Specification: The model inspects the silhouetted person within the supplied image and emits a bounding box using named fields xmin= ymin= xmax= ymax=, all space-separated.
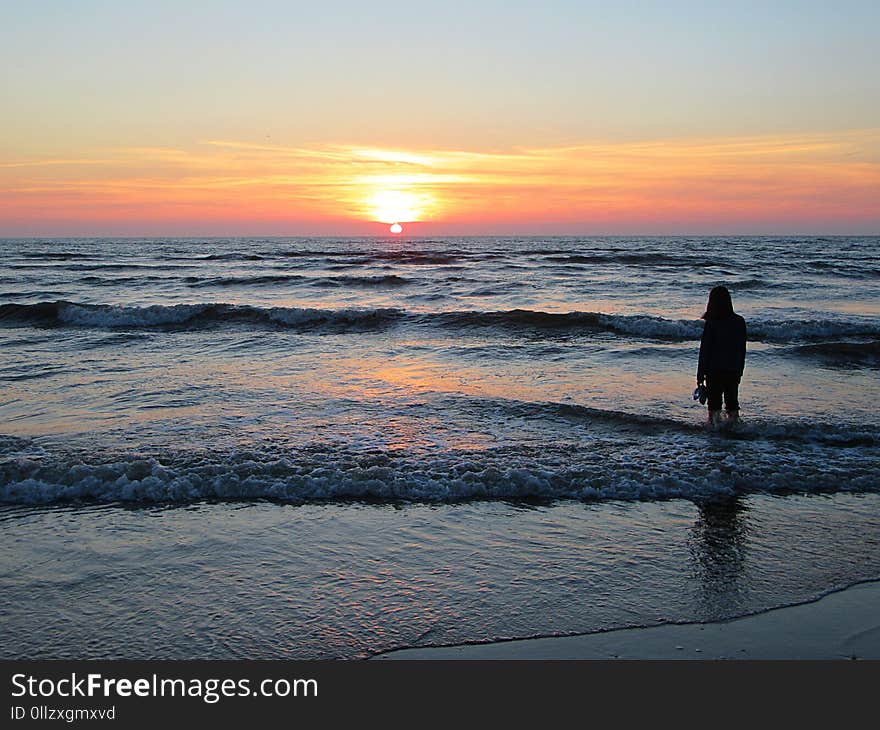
xmin=697 ymin=286 xmax=746 ymax=426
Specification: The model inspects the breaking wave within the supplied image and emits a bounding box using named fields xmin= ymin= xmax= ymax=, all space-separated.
xmin=2 ymin=300 xmax=879 ymax=343
xmin=1 ymin=422 xmax=876 ymax=505
xmin=0 ymin=301 xmax=403 ymax=331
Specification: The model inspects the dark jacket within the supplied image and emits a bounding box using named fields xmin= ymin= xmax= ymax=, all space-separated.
xmin=697 ymin=313 xmax=747 ymax=381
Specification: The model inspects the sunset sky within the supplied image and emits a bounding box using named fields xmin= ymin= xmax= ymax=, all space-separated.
xmin=2 ymin=0 xmax=879 ymax=235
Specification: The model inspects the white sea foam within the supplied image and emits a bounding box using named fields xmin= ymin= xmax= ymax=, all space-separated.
xmin=58 ymin=302 xmax=212 ymax=327
xmin=595 ymin=313 xmax=703 ymax=339
xmin=2 ymin=430 xmax=876 ymax=505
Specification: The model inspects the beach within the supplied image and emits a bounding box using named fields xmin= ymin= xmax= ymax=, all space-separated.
xmin=375 ymin=579 xmax=880 ymax=659
xmin=1 ymin=236 xmax=878 ymax=659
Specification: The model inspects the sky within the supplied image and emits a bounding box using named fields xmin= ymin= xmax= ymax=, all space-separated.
xmin=1 ymin=0 xmax=878 ymax=236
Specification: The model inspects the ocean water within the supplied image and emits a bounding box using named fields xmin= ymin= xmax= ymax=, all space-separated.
xmin=1 ymin=235 xmax=879 ymax=658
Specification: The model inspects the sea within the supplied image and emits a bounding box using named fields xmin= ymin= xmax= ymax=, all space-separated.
xmin=1 ymin=235 xmax=878 ymax=658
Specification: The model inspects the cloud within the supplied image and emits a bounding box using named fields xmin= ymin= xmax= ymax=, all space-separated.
xmin=1 ymin=130 xmax=878 ymax=233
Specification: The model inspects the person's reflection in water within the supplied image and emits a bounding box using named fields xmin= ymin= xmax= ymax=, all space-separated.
xmin=688 ymin=496 xmax=749 ymax=620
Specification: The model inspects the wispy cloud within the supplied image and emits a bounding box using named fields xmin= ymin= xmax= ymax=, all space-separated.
xmin=2 ymin=131 xmax=879 ymax=232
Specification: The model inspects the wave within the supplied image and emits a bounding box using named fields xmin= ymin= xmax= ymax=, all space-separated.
xmin=2 ymin=300 xmax=878 ymax=343
xmin=1 ymin=426 xmax=876 ymax=505
xmin=79 ymin=275 xmax=166 ymax=286
xmin=201 ymin=253 xmax=265 ymax=261
xmin=185 ymin=274 xmax=307 ymax=287
xmin=367 ymin=251 xmax=460 ymax=265
xmin=542 ymin=253 xmax=721 ymax=267
xmin=0 ymin=301 xmax=403 ymax=331
xmin=18 ymin=252 xmax=90 ymax=260
xmin=277 ymin=250 xmax=355 ymax=258
xmin=273 ymin=249 xmax=460 ymax=265
xmin=806 ymin=260 xmax=880 ymax=279
xmin=747 ymin=319 xmax=880 ymax=342
xmin=447 ymin=396 xmax=880 ymax=447
xmin=460 ymin=285 xmax=524 ymax=297
xmin=185 ymin=273 xmax=412 ymax=288
xmin=432 ymin=310 xmax=880 ymax=343
xmin=31 ymin=252 xmax=263 ymax=264
xmin=789 ymin=340 xmax=880 ymax=367
xmin=712 ymin=278 xmax=776 ymax=291
xmin=124 ymin=246 xmax=743 ymax=269
xmin=61 ymin=263 xmax=196 ymax=271
xmin=309 ymin=274 xmax=412 ymax=288
xmin=0 ymin=291 xmax=73 ymax=300
xmin=429 ymin=309 xmax=700 ymax=338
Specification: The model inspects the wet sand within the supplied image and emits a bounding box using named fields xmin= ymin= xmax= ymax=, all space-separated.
xmin=375 ymin=579 xmax=880 ymax=660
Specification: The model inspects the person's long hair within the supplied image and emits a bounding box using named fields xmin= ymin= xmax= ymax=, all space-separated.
xmin=702 ymin=285 xmax=734 ymax=320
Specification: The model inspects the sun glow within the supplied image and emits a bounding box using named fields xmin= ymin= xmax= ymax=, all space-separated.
xmin=3 ymin=133 xmax=879 ymax=235
xmin=365 ymin=189 xmax=426 ymax=224
xmin=389 ymin=223 xmax=403 ymax=234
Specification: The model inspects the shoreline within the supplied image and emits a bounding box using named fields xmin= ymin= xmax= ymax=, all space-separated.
xmin=373 ymin=579 xmax=880 ymax=660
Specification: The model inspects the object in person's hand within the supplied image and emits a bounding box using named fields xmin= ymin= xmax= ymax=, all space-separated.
xmin=693 ymin=384 xmax=708 ymax=405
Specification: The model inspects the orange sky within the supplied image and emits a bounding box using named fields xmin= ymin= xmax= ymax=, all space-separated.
xmin=3 ymin=3 xmax=880 ymax=235
xmin=2 ymin=130 xmax=879 ymax=235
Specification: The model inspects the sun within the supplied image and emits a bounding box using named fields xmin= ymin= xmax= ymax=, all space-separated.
xmin=389 ymin=223 xmax=403 ymax=234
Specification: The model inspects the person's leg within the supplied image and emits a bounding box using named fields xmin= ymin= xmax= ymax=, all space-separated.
xmin=724 ymin=375 xmax=740 ymax=420
xmin=705 ymin=375 xmax=723 ymax=425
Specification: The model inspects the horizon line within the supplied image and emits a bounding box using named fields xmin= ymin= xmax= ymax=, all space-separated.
xmin=1 ymin=232 xmax=878 ymax=240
